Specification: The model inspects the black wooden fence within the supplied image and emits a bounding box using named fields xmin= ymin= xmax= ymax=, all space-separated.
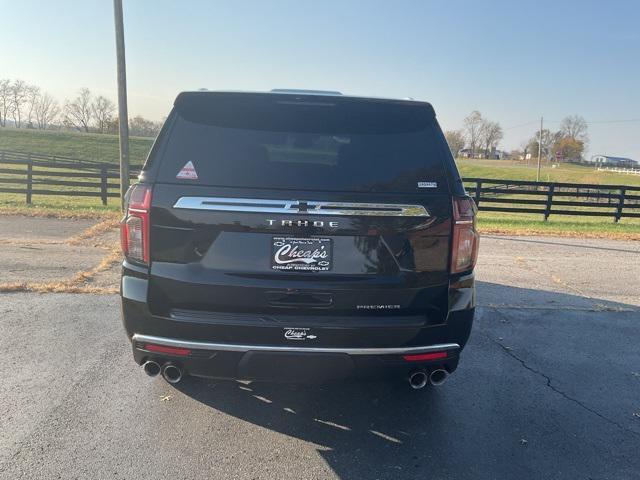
xmin=464 ymin=178 xmax=640 ymax=222
xmin=0 ymin=150 xmax=140 ymax=206
xmin=1 ymin=150 xmax=639 ymax=220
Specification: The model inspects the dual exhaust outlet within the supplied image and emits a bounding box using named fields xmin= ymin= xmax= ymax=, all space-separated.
xmin=409 ymin=369 xmax=448 ymax=389
xmin=143 ymin=360 xmax=183 ymax=384
xmin=143 ymin=360 xmax=447 ymax=388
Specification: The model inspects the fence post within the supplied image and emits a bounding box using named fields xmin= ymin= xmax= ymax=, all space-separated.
xmin=26 ymin=156 xmax=33 ymax=204
xmin=474 ymin=180 xmax=482 ymax=207
xmin=100 ymin=166 xmax=108 ymax=206
xmin=615 ymin=188 xmax=626 ymax=223
xmin=544 ymin=184 xmax=555 ymax=221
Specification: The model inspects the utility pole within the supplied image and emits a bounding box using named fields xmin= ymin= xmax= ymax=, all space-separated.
xmin=113 ymin=0 xmax=130 ymax=211
xmin=536 ymin=116 xmax=543 ymax=182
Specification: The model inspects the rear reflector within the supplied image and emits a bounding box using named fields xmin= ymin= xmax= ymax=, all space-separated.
xmin=145 ymin=344 xmax=191 ymax=356
xmin=403 ymin=351 xmax=448 ymax=362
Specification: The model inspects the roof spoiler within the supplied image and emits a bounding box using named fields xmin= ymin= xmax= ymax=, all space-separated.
xmin=270 ymin=89 xmax=343 ymax=96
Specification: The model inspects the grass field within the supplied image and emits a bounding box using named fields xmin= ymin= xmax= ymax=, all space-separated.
xmin=477 ymin=212 xmax=640 ymax=238
xmin=0 ymin=128 xmax=153 ymax=166
xmin=456 ymin=158 xmax=640 ymax=186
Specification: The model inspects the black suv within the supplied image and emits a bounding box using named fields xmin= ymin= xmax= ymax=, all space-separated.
xmin=120 ymin=90 xmax=478 ymax=389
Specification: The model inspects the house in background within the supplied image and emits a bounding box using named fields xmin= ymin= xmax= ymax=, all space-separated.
xmin=587 ymin=155 xmax=640 ymax=168
xmin=489 ymin=149 xmax=509 ymax=160
xmin=457 ymin=148 xmax=509 ymax=160
xmin=458 ymin=148 xmax=474 ymax=158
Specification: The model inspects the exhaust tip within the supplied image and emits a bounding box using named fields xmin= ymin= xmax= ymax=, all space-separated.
xmin=162 ymin=363 xmax=183 ymax=384
xmin=409 ymin=371 xmax=428 ymax=390
xmin=429 ymin=369 xmax=449 ymax=386
xmin=142 ymin=360 xmax=161 ymax=377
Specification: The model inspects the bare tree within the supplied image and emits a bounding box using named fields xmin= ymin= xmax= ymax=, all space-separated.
xmin=444 ymin=130 xmax=465 ymax=159
xmin=560 ymin=115 xmax=589 ymax=145
xmin=129 ymin=115 xmax=162 ymax=137
xmin=463 ymin=111 xmax=483 ymax=158
xmin=0 ymin=79 xmax=10 ymax=127
xmin=479 ymin=120 xmax=503 ymax=158
xmin=92 ymin=96 xmax=115 ymax=133
xmin=9 ymin=79 xmax=28 ymax=128
xmin=528 ymin=129 xmax=560 ymax=161
xmin=24 ymin=85 xmax=41 ymax=128
xmin=63 ymin=88 xmax=93 ymax=132
xmin=104 ymin=116 xmax=119 ymax=134
xmin=34 ymin=92 xmax=60 ymax=130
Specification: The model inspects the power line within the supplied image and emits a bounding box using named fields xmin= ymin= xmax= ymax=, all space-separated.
xmin=584 ymin=118 xmax=640 ymax=124
xmin=559 ymin=118 xmax=640 ymax=124
xmin=503 ymin=120 xmax=539 ymax=130
xmin=517 ymin=118 xmax=640 ymax=126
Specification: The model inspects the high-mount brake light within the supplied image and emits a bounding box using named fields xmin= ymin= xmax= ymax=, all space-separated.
xmin=450 ymin=197 xmax=479 ymax=274
xmin=120 ymin=184 xmax=152 ymax=264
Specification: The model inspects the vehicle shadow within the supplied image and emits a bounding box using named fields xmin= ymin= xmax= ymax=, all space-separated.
xmin=176 ymin=376 xmax=450 ymax=479
xmin=172 ymin=282 xmax=640 ymax=480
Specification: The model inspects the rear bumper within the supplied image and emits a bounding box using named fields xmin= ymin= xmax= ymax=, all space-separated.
xmin=132 ymin=334 xmax=462 ymax=381
xmin=121 ymin=266 xmax=475 ymax=381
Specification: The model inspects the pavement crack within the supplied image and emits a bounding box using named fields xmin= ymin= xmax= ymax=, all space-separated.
xmin=512 ymin=257 xmax=605 ymax=310
xmin=481 ymin=309 xmax=639 ymax=438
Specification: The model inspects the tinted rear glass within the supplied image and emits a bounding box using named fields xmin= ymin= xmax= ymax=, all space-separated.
xmin=156 ymin=94 xmax=449 ymax=193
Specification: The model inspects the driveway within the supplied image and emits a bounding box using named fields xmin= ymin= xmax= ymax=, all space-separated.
xmin=0 ymin=231 xmax=638 ymax=479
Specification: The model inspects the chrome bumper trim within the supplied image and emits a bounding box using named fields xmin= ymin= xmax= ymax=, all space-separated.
xmin=132 ymin=334 xmax=459 ymax=356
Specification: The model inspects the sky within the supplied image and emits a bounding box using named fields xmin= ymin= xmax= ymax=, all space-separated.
xmin=1 ymin=0 xmax=639 ymax=159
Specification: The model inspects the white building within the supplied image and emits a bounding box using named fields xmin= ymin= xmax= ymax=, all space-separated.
xmin=588 ymin=155 xmax=640 ymax=168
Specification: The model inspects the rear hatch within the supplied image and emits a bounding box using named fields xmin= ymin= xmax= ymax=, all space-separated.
xmin=144 ymin=92 xmax=454 ymax=344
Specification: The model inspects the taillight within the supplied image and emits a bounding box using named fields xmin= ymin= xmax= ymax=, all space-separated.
xmin=450 ymin=197 xmax=479 ymax=274
xmin=120 ymin=184 xmax=152 ymax=264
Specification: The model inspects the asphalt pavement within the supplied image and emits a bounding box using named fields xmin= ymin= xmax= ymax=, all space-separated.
xmin=0 ymin=233 xmax=639 ymax=479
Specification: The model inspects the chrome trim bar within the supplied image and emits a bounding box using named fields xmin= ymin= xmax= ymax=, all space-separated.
xmin=173 ymin=197 xmax=429 ymax=217
xmin=133 ymin=334 xmax=458 ymax=356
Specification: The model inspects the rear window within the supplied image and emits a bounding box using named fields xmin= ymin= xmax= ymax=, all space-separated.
xmin=155 ymin=94 xmax=449 ymax=193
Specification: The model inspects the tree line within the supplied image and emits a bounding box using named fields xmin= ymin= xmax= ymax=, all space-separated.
xmin=0 ymin=79 xmax=162 ymax=137
xmin=444 ymin=111 xmax=504 ymax=159
xmin=521 ymin=115 xmax=589 ymax=163
xmin=445 ymin=111 xmax=589 ymax=162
